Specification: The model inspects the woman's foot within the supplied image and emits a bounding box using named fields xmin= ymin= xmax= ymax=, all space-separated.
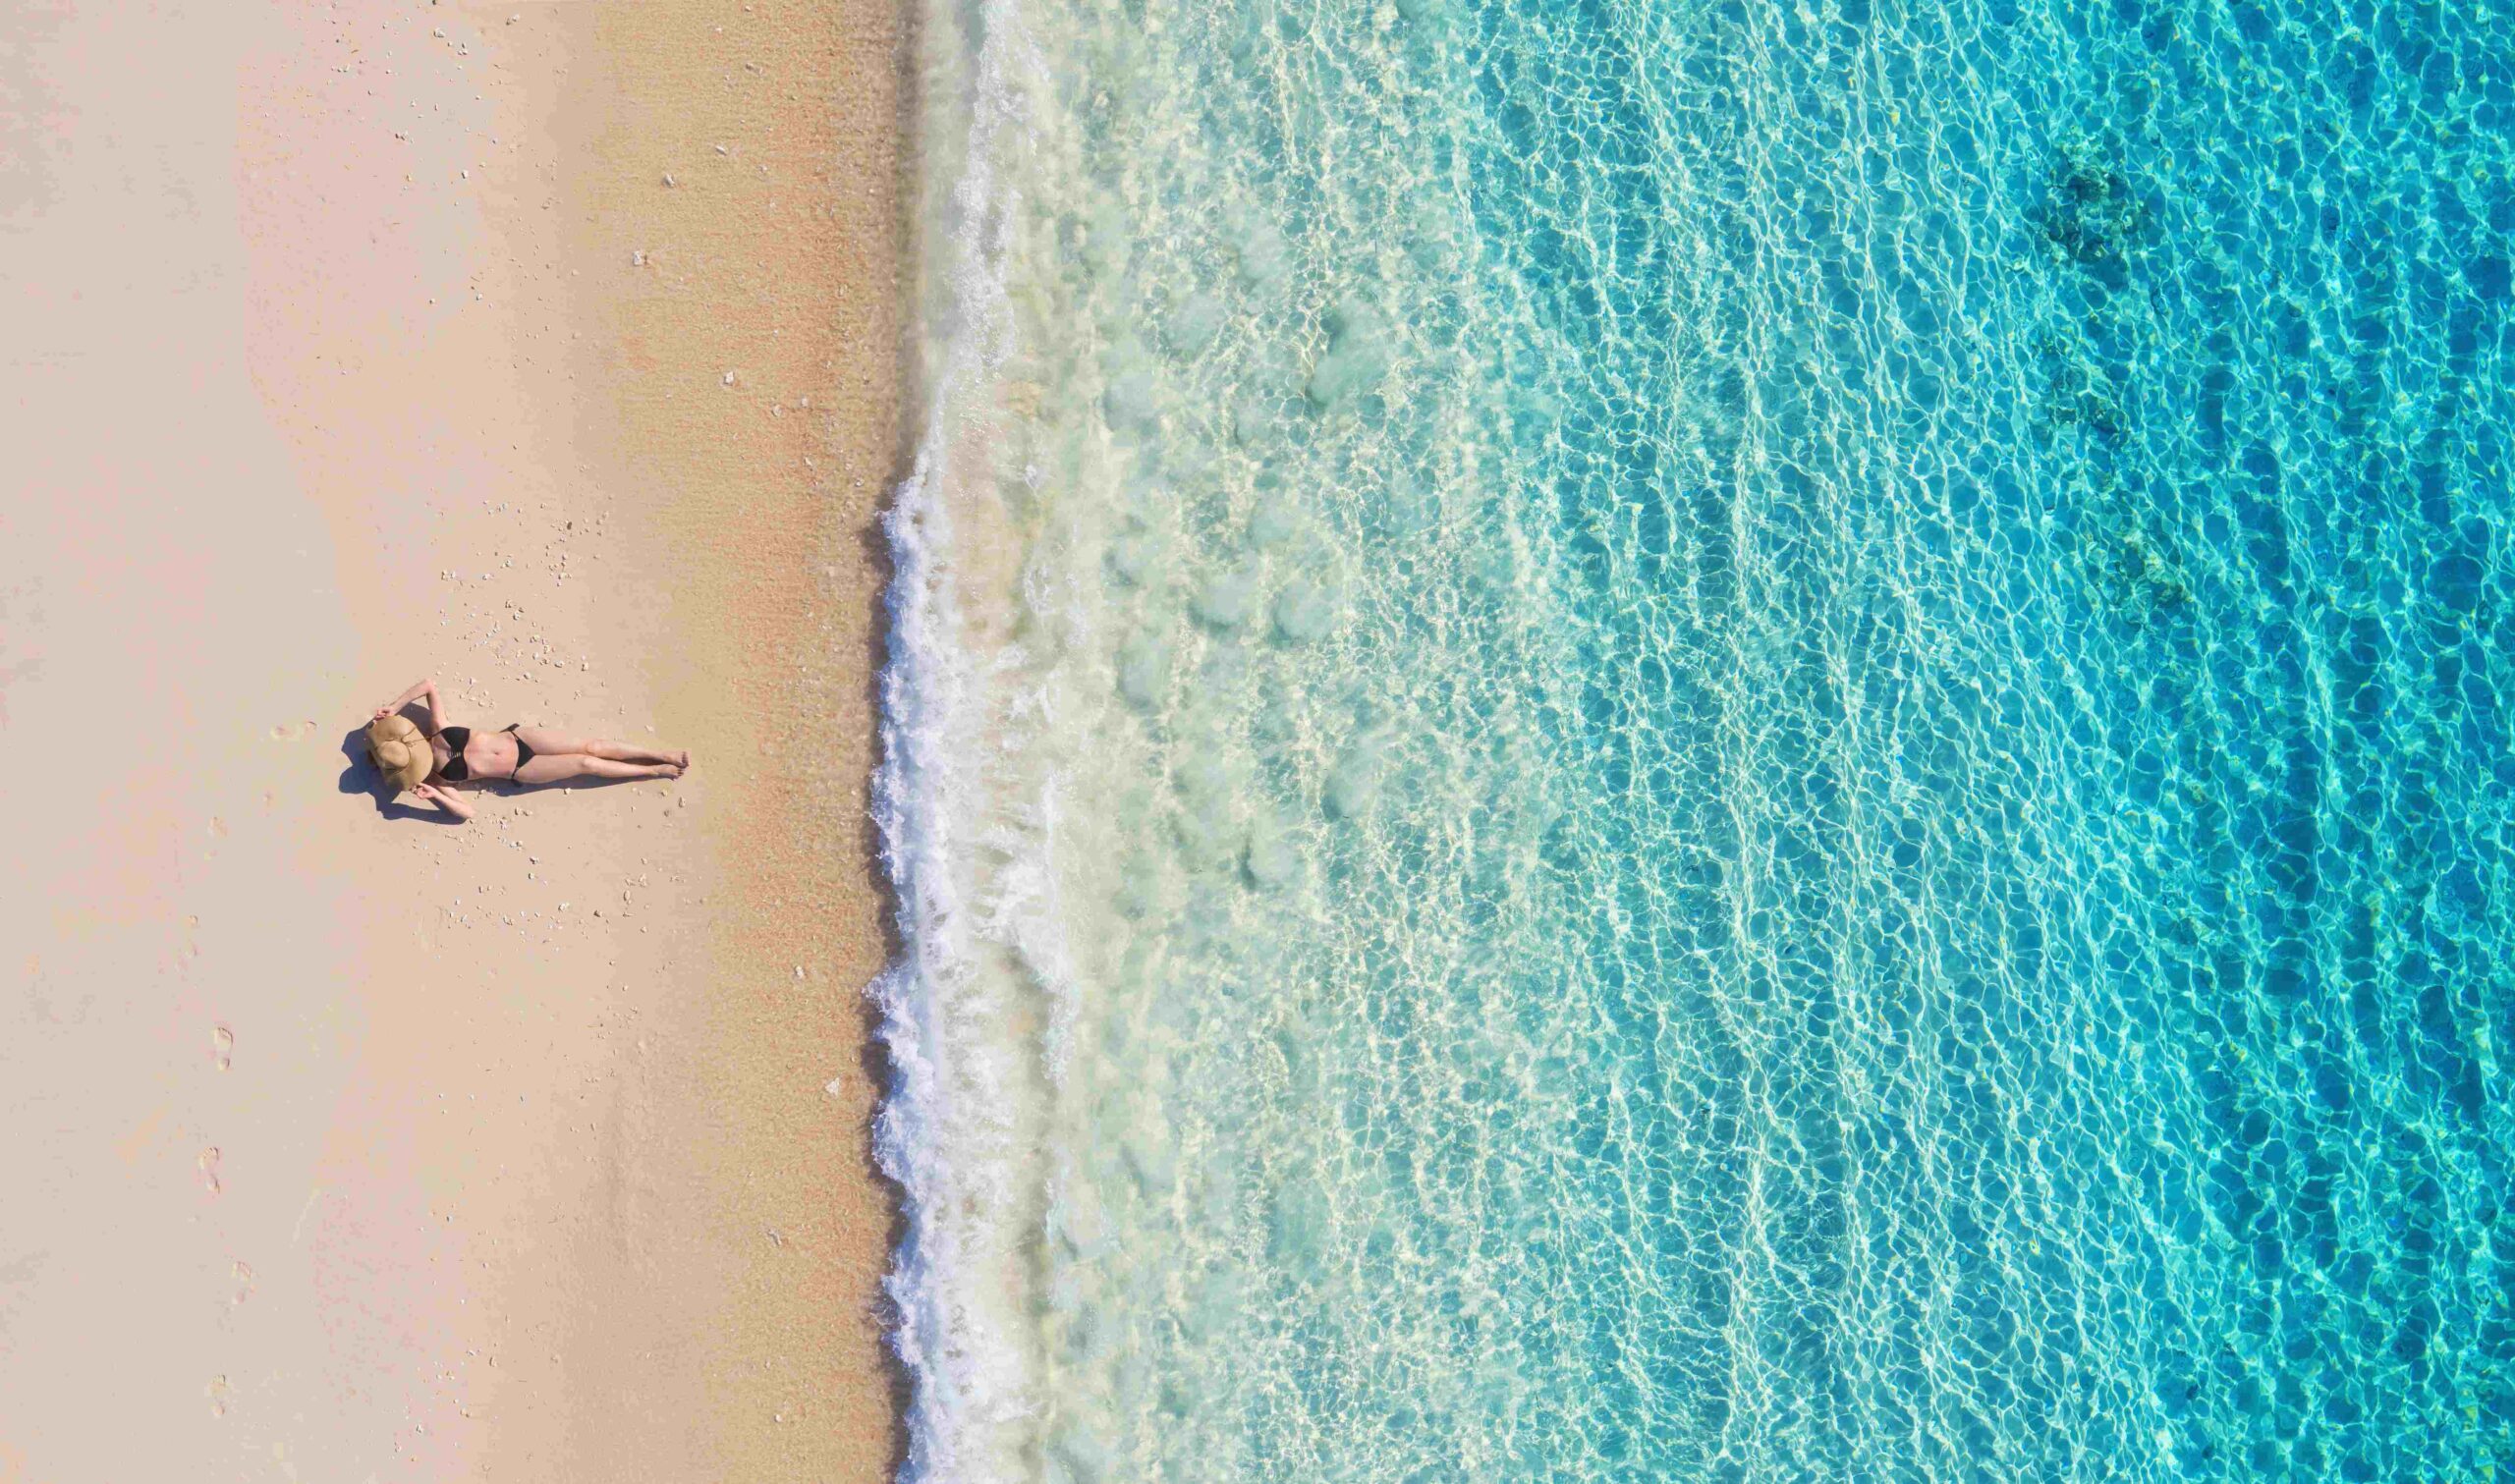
xmin=674 ymin=749 xmax=693 ymax=770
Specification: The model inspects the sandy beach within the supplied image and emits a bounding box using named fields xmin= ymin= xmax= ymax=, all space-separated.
xmin=1 ymin=3 xmax=904 ymax=1480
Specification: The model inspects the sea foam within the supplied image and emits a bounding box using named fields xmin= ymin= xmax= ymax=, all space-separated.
xmin=866 ymin=1 xmax=1052 ymax=1479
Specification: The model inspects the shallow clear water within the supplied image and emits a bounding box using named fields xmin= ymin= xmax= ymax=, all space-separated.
xmin=871 ymin=0 xmax=2515 ymax=1479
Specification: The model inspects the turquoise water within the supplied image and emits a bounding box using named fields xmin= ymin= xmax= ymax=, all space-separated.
xmin=870 ymin=1 xmax=2515 ymax=1479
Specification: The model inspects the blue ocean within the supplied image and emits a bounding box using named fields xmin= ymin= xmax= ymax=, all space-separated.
xmin=869 ymin=0 xmax=2515 ymax=1478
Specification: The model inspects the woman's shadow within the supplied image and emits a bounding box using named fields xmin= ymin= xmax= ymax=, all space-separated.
xmin=336 ymin=726 xmax=464 ymax=824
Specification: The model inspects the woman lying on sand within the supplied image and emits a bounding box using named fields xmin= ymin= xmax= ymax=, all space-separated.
xmin=365 ymin=677 xmax=688 ymax=822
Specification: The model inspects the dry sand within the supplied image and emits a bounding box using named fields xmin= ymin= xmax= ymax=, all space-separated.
xmin=0 ymin=2 xmax=905 ymax=1480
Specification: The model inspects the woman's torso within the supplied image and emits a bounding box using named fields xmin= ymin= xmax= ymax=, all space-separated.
xmin=433 ymin=726 xmax=518 ymax=783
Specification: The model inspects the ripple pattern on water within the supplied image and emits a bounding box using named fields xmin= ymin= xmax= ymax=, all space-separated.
xmin=874 ymin=1 xmax=2515 ymax=1480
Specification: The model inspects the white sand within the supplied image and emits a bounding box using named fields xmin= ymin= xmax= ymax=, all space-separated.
xmin=0 ymin=3 xmax=903 ymax=1479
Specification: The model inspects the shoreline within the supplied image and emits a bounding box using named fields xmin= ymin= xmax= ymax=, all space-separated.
xmin=0 ymin=2 xmax=909 ymax=1479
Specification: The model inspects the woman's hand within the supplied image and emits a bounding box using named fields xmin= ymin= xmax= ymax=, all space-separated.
xmin=380 ymin=678 xmax=436 ymax=719
xmin=376 ymin=679 xmax=445 ymax=736
xmin=410 ymin=781 xmax=475 ymax=822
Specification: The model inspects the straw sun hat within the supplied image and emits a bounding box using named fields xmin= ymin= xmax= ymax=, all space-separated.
xmin=366 ymin=714 xmax=434 ymax=793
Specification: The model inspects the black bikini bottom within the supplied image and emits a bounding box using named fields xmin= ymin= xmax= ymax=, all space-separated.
xmin=438 ymin=724 xmax=532 ymax=781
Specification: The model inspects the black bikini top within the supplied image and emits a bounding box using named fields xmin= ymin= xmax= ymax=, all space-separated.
xmin=437 ymin=726 xmax=474 ymax=782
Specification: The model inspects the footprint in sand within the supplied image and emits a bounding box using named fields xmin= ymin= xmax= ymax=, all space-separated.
xmin=266 ymin=719 xmax=318 ymax=742
xmin=198 ymin=1147 xmax=222 ymax=1197
xmin=231 ymin=1260 xmax=254 ymax=1306
xmin=212 ymin=1025 xmax=234 ymax=1072
xmin=206 ymin=1374 xmax=231 ymax=1418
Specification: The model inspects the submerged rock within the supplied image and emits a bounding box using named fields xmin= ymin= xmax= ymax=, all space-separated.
xmin=1192 ymin=567 xmax=1261 ymax=630
xmin=1306 ymin=301 xmax=1391 ymax=409
xmin=1163 ymin=293 xmax=1226 ymax=357
xmin=1236 ymin=218 xmax=1289 ymax=286
xmin=1116 ymin=632 xmax=1172 ymax=708
xmin=1103 ymin=369 xmax=1158 ymax=431
xmin=2038 ymin=134 xmax=2149 ymax=268
xmin=1271 ymin=577 xmax=1336 ymax=642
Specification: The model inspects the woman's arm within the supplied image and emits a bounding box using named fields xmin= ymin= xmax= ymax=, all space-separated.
xmin=409 ymin=781 xmax=475 ymax=822
xmin=374 ymin=678 xmax=445 ymax=735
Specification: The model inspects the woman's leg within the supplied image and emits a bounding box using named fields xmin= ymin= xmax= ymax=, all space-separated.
xmin=513 ymin=753 xmax=680 ymax=787
xmin=511 ymin=727 xmax=688 ymax=767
